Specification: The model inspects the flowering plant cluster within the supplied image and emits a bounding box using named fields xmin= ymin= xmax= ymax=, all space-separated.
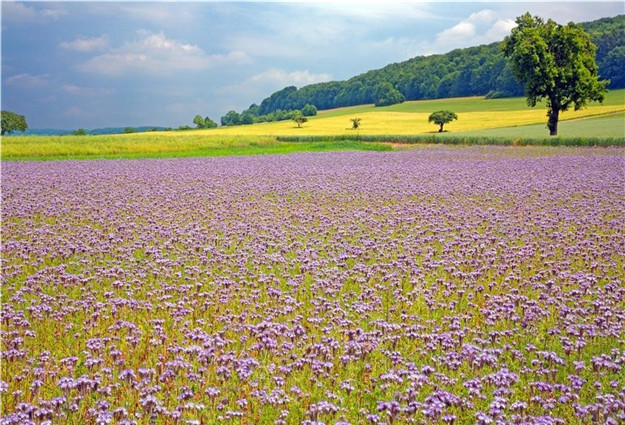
xmin=1 ymin=147 xmax=624 ymax=424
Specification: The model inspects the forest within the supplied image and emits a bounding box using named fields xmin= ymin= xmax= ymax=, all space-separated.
xmin=222 ymin=15 xmax=624 ymax=124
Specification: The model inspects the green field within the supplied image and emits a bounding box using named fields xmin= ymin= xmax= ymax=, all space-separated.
xmin=2 ymin=90 xmax=623 ymax=160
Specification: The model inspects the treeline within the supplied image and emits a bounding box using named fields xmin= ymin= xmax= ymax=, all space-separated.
xmin=223 ymin=15 xmax=623 ymax=120
xmin=220 ymin=104 xmax=317 ymax=126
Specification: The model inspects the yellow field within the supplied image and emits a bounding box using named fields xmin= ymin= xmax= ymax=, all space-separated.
xmin=155 ymin=93 xmax=623 ymax=138
xmin=2 ymin=91 xmax=623 ymax=160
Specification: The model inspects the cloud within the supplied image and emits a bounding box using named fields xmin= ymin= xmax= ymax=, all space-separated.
xmin=218 ymin=68 xmax=332 ymax=112
xmin=434 ymin=9 xmax=517 ymax=52
xmin=60 ymin=36 xmax=109 ymax=52
xmin=250 ymin=69 xmax=332 ymax=86
xmin=78 ymin=32 xmax=251 ymax=76
xmin=118 ymin=3 xmax=199 ymax=26
xmin=61 ymin=85 xmax=115 ymax=96
xmin=436 ymin=21 xmax=477 ymax=44
xmin=485 ymin=19 xmax=517 ymax=41
xmin=5 ymin=73 xmax=49 ymax=88
xmin=2 ymin=2 xmax=66 ymax=23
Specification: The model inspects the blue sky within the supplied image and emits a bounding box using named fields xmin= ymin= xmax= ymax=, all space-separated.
xmin=2 ymin=1 xmax=623 ymax=129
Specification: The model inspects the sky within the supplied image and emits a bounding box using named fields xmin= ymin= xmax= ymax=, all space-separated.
xmin=2 ymin=1 xmax=623 ymax=130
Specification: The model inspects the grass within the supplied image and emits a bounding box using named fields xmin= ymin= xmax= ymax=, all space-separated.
xmin=1 ymin=137 xmax=391 ymax=161
xmin=2 ymin=90 xmax=623 ymax=160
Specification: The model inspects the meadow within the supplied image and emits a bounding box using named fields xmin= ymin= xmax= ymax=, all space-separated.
xmin=2 ymin=90 xmax=623 ymax=161
xmin=2 ymin=146 xmax=624 ymax=424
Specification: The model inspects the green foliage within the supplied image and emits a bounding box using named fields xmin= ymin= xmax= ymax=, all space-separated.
xmin=428 ymin=110 xmax=458 ymax=132
xmin=374 ymin=82 xmax=405 ymax=107
xmin=193 ymin=115 xmax=206 ymax=129
xmin=301 ymin=104 xmax=318 ymax=116
xmin=204 ymin=117 xmax=218 ymax=129
xmin=291 ymin=111 xmax=308 ymax=128
xmin=124 ymin=127 xmax=135 ymax=134
xmin=581 ymin=15 xmax=625 ymax=88
xmin=73 ymin=128 xmax=88 ymax=136
xmin=1 ymin=110 xmax=28 ymax=135
xmin=221 ymin=110 xmax=241 ymax=126
xmin=238 ymin=16 xmax=623 ymax=117
xmin=503 ymin=13 xmax=608 ymax=136
xmin=350 ymin=118 xmax=362 ymax=130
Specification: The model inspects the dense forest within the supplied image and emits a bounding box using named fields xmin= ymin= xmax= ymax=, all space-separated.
xmin=222 ymin=15 xmax=624 ymax=124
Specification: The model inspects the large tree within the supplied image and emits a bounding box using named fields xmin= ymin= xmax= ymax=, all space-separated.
xmin=503 ymin=13 xmax=608 ymax=136
xmin=1 ymin=111 xmax=28 ymax=135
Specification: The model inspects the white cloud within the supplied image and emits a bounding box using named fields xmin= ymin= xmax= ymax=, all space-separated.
xmin=434 ymin=9 xmax=517 ymax=52
xmin=60 ymin=36 xmax=109 ymax=52
xmin=250 ymin=68 xmax=332 ymax=86
xmin=2 ymin=2 xmax=66 ymax=23
xmin=218 ymin=68 xmax=332 ymax=112
xmin=436 ymin=21 xmax=476 ymax=45
xmin=5 ymin=73 xmax=49 ymax=88
xmin=466 ymin=9 xmax=498 ymax=26
xmin=61 ymin=85 xmax=115 ymax=96
xmin=485 ymin=19 xmax=517 ymax=40
xmin=119 ymin=3 xmax=199 ymax=26
xmin=78 ymin=32 xmax=251 ymax=76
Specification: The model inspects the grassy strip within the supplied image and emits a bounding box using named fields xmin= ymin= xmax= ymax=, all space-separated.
xmin=277 ymin=134 xmax=625 ymax=147
xmin=1 ymin=140 xmax=391 ymax=161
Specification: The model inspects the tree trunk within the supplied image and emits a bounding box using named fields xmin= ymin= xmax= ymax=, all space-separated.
xmin=439 ymin=124 xmax=444 ymax=132
xmin=548 ymin=108 xmax=559 ymax=136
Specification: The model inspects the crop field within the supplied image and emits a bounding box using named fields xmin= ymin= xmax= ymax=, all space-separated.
xmin=2 ymin=90 xmax=623 ymax=161
xmin=2 ymin=146 xmax=624 ymax=424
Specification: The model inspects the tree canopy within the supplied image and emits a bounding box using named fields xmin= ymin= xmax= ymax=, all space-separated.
xmin=428 ymin=110 xmax=458 ymax=132
xmin=1 ymin=111 xmax=28 ymax=135
xmin=503 ymin=13 xmax=608 ymax=135
xmin=291 ymin=111 xmax=308 ymax=128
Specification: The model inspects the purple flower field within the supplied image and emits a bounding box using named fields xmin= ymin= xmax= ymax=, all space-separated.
xmin=1 ymin=147 xmax=624 ymax=425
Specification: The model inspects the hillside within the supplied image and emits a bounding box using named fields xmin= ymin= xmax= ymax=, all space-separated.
xmin=229 ymin=15 xmax=623 ymax=121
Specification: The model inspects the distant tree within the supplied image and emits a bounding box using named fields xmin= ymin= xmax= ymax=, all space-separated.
xmin=124 ymin=127 xmax=135 ymax=134
xmin=350 ymin=118 xmax=361 ymax=130
xmin=503 ymin=13 xmax=608 ymax=135
xmin=73 ymin=128 xmax=87 ymax=136
xmin=240 ymin=112 xmax=255 ymax=125
xmin=1 ymin=110 xmax=28 ymax=135
xmin=178 ymin=125 xmax=192 ymax=131
xmin=428 ymin=110 xmax=458 ymax=132
xmin=602 ymin=46 xmax=625 ymax=88
xmin=291 ymin=111 xmax=308 ymax=128
xmin=243 ymin=103 xmax=261 ymax=116
xmin=301 ymin=104 xmax=318 ymax=116
xmin=373 ymin=82 xmax=405 ymax=107
xmin=221 ymin=110 xmax=241 ymax=126
xmin=193 ymin=115 xmax=206 ymax=129
xmin=204 ymin=116 xmax=218 ymax=129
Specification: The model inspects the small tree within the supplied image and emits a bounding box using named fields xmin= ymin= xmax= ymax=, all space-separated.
xmin=204 ymin=116 xmax=218 ymax=129
xmin=503 ymin=13 xmax=607 ymax=136
xmin=1 ymin=110 xmax=28 ymax=135
xmin=302 ymin=104 xmax=318 ymax=116
xmin=221 ymin=110 xmax=241 ymax=126
xmin=291 ymin=111 xmax=307 ymax=128
xmin=193 ymin=115 xmax=206 ymax=129
xmin=350 ymin=118 xmax=361 ymax=130
xmin=124 ymin=127 xmax=135 ymax=134
xmin=428 ymin=110 xmax=458 ymax=132
xmin=73 ymin=128 xmax=87 ymax=136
